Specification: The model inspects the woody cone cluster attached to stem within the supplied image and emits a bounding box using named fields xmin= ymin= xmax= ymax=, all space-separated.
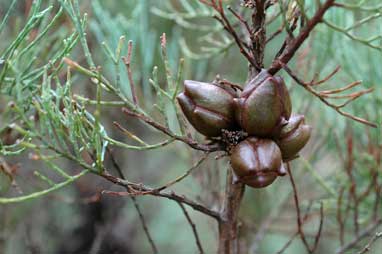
xmin=177 ymin=69 xmax=311 ymax=188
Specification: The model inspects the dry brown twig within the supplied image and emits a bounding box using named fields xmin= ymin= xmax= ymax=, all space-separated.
xmin=268 ymin=0 xmax=337 ymax=74
xmin=122 ymin=40 xmax=139 ymax=106
xmin=102 ymin=153 xmax=209 ymax=196
xmin=199 ymin=0 xmax=261 ymax=71
xmin=266 ymin=22 xmax=285 ymax=43
xmin=227 ymin=6 xmax=252 ymax=37
xmin=281 ymin=64 xmax=376 ymax=127
xmin=276 ymin=203 xmax=313 ymax=254
xmin=178 ymin=202 xmax=205 ymax=254
xmin=286 ymin=163 xmax=324 ymax=254
xmin=107 ymin=148 xmax=158 ymax=254
xmin=121 ymin=108 xmax=224 ymax=152
xmin=334 ymin=128 xmax=381 ymax=252
xmin=101 ymin=171 xmax=221 ymax=220
xmin=336 ymin=186 xmax=346 ymax=246
xmin=357 ymin=231 xmax=382 ymax=254
xmin=336 ymin=219 xmax=382 ymax=253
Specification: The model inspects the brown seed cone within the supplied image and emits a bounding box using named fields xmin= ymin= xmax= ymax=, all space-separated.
xmin=234 ymin=69 xmax=292 ymax=138
xmin=230 ymin=137 xmax=286 ymax=188
xmin=177 ymin=80 xmax=237 ymax=137
xmin=277 ymin=114 xmax=312 ymax=161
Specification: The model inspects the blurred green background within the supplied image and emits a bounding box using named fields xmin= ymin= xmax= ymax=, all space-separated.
xmin=0 ymin=0 xmax=381 ymax=253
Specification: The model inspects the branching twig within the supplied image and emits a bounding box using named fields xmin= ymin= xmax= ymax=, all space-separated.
xmin=312 ymin=204 xmax=325 ymax=252
xmin=227 ymin=6 xmax=252 ymax=38
xmin=336 ymin=219 xmax=382 ymax=253
xmin=103 ymin=153 xmax=209 ymax=195
xmin=357 ymin=231 xmax=382 ymax=254
xmin=310 ymin=66 xmax=341 ymax=86
xmin=281 ymin=64 xmax=377 ymax=127
xmin=286 ymin=163 xmax=324 ymax=254
xmin=121 ymin=107 xmax=223 ymax=152
xmin=101 ymin=172 xmax=221 ymax=220
xmin=268 ymin=0 xmax=337 ymax=74
xmin=276 ymin=203 xmax=313 ymax=254
xmin=107 ymin=149 xmax=158 ymax=254
xmin=199 ymin=0 xmax=261 ymax=71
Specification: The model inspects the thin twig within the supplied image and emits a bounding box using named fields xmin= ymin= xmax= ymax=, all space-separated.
xmin=151 ymin=154 xmax=209 ymax=193
xmin=281 ymin=64 xmax=377 ymax=127
xmin=113 ymin=121 xmax=148 ymax=146
xmin=336 ymin=219 xmax=382 ymax=253
xmin=310 ymin=65 xmax=341 ymax=86
xmin=344 ymin=129 xmax=360 ymax=235
xmin=268 ymin=0 xmax=336 ymax=74
xmin=357 ymin=231 xmax=382 ymax=254
xmin=101 ymin=172 xmax=221 ymax=220
xmin=218 ymin=168 xmax=245 ymax=253
xmin=276 ymin=203 xmax=313 ymax=254
xmin=121 ymin=107 xmax=223 ymax=152
xmin=337 ymin=186 xmax=345 ymax=246
xmin=107 ymin=148 xmax=158 ymax=254
xmin=287 ymin=163 xmax=314 ymax=253
xmin=372 ymin=184 xmax=381 ymax=220
xmin=199 ymin=0 xmax=260 ymax=71
xmin=312 ymin=203 xmax=324 ymax=252
xmin=266 ymin=23 xmax=285 ymax=43
xmin=103 ymin=153 xmax=209 ymax=195
xmin=178 ymin=202 xmax=205 ymax=254
xmin=122 ymin=40 xmax=139 ymax=106
xmin=286 ymin=163 xmax=324 ymax=254
xmin=227 ymin=5 xmax=252 ymax=39
xmin=357 ymin=169 xmax=378 ymax=203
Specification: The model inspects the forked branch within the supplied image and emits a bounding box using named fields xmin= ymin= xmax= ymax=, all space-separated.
xmin=287 ymin=163 xmax=324 ymax=254
xmin=121 ymin=107 xmax=224 ymax=152
xmin=101 ymin=172 xmax=221 ymax=220
xmin=281 ymin=64 xmax=377 ymax=127
xmin=199 ymin=0 xmax=261 ymax=71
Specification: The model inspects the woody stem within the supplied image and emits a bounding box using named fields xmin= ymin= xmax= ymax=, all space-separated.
xmin=218 ymin=169 xmax=245 ymax=254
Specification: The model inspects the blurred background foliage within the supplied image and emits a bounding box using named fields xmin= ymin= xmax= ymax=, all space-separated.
xmin=0 ymin=0 xmax=381 ymax=253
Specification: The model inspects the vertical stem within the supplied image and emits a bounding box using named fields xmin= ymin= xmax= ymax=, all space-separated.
xmin=248 ymin=1 xmax=266 ymax=80
xmin=217 ymin=3 xmax=265 ymax=251
xmin=218 ymin=169 xmax=245 ymax=254
xmin=251 ymin=1 xmax=266 ymax=68
xmin=123 ymin=40 xmax=139 ymax=106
